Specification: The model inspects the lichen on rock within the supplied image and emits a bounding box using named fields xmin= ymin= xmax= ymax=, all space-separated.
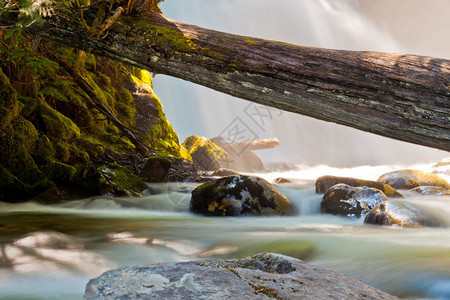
xmin=377 ymin=169 xmax=449 ymax=190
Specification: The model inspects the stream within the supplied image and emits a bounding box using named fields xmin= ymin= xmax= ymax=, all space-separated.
xmin=0 ymin=165 xmax=449 ymax=299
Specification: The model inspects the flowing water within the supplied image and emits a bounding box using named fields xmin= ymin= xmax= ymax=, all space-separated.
xmin=1 ymin=1 xmax=449 ymax=299
xmin=1 ymin=164 xmax=450 ymax=299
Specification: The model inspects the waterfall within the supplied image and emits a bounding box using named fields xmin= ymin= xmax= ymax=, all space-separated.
xmin=153 ymin=0 xmax=449 ymax=166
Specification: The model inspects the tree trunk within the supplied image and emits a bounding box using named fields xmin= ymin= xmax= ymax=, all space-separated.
xmin=28 ymin=12 xmax=450 ymax=151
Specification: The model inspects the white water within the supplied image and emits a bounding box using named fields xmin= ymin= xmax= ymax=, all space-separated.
xmin=1 ymin=162 xmax=450 ymax=299
xmin=153 ymin=0 xmax=450 ymax=166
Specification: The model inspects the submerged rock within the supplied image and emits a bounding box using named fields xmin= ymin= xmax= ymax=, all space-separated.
xmin=377 ymin=169 xmax=449 ymax=190
xmin=84 ymin=253 xmax=397 ymax=300
xmin=190 ymin=175 xmax=297 ymax=216
xmin=320 ymin=184 xmax=387 ymax=219
xmin=139 ymin=156 xmax=172 ymax=182
xmin=410 ymin=186 xmax=450 ymax=195
xmin=364 ymin=200 xmax=442 ymax=228
xmin=316 ymin=175 xmax=402 ymax=197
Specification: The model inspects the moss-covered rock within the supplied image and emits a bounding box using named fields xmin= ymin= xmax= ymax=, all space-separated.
xmin=320 ymin=184 xmax=388 ymax=219
xmin=0 ymin=69 xmax=19 ymax=130
xmin=96 ymin=164 xmax=148 ymax=197
xmin=316 ymin=175 xmax=403 ymax=197
xmin=130 ymin=71 xmax=191 ymax=160
xmin=32 ymin=187 xmax=62 ymax=204
xmin=377 ymin=169 xmax=449 ymax=190
xmin=0 ymin=164 xmax=29 ymax=202
xmin=1 ymin=144 xmax=43 ymax=185
xmin=190 ymin=175 xmax=297 ymax=216
xmin=38 ymin=102 xmax=81 ymax=140
xmin=0 ymin=33 xmax=189 ymax=202
xmin=212 ymin=168 xmax=241 ymax=177
xmin=32 ymin=134 xmax=56 ymax=164
xmin=42 ymin=162 xmax=77 ymax=185
xmin=17 ymin=96 xmax=38 ymax=118
xmin=139 ymin=156 xmax=172 ymax=182
xmin=364 ymin=200 xmax=443 ymax=228
xmin=10 ymin=116 xmax=39 ymax=150
xmin=183 ymin=136 xmax=231 ymax=171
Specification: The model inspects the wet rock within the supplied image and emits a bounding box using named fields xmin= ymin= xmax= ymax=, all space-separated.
xmin=96 ymin=164 xmax=148 ymax=197
xmin=364 ymin=200 xmax=442 ymax=228
xmin=190 ymin=175 xmax=297 ymax=216
xmin=320 ymin=184 xmax=387 ymax=219
xmin=139 ymin=156 xmax=172 ymax=182
xmin=211 ymin=168 xmax=241 ymax=176
xmin=316 ymin=175 xmax=402 ymax=197
xmin=410 ymin=186 xmax=450 ymax=195
xmin=377 ymin=169 xmax=449 ymax=190
xmin=84 ymin=253 xmax=397 ymax=300
xmin=182 ymin=136 xmax=232 ymax=171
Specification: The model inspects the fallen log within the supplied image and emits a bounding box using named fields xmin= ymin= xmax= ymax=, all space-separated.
xmin=13 ymin=5 xmax=450 ymax=151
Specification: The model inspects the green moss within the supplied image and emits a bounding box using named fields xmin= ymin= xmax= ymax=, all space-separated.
xmin=18 ymin=96 xmax=38 ymax=118
xmin=183 ymin=136 xmax=230 ymax=167
xmin=97 ymin=164 xmax=148 ymax=197
xmin=0 ymin=164 xmax=29 ymax=201
xmin=0 ymin=69 xmax=19 ymax=130
xmin=133 ymin=19 xmax=197 ymax=53
xmin=32 ymin=134 xmax=56 ymax=164
xmin=43 ymin=162 xmax=77 ymax=185
xmin=0 ymin=32 xmax=191 ymax=201
xmin=10 ymin=116 xmax=39 ymax=151
xmin=5 ymin=145 xmax=42 ymax=185
xmin=54 ymin=141 xmax=71 ymax=162
xmin=75 ymin=137 xmax=105 ymax=160
xmin=38 ymin=102 xmax=81 ymax=140
xmin=32 ymin=187 xmax=61 ymax=204
xmin=117 ymin=87 xmax=134 ymax=105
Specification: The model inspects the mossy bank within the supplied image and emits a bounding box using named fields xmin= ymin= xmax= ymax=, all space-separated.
xmin=0 ymin=31 xmax=191 ymax=203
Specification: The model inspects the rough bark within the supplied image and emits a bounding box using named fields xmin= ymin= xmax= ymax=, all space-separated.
xmin=21 ymin=11 xmax=450 ymax=151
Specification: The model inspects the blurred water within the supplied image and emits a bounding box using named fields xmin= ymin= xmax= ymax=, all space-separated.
xmin=1 ymin=164 xmax=449 ymax=299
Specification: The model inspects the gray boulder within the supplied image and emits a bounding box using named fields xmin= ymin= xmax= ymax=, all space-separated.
xmin=84 ymin=253 xmax=397 ymax=300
